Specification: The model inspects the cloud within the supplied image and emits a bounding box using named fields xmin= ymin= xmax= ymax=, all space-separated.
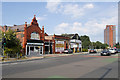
xmin=54 ymin=16 xmax=117 ymax=42
xmin=55 ymin=22 xmax=69 ymax=33
xmin=62 ymin=4 xmax=84 ymax=18
xmin=46 ymin=3 xmax=94 ymax=18
xmin=46 ymin=0 xmax=61 ymax=13
xmin=83 ymin=4 xmax=94 ymax=8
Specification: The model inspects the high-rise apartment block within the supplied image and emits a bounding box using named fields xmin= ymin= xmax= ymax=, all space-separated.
xmin=104 ymin=25 xmax=116 ymax=48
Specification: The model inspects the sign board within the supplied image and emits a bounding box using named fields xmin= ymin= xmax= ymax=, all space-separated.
xmin=55 ymin=41 xmax=64 ymax=52
xmin=70 ymin=39 xmax=81 ymax=43
xmin=27 ymin=43 xmax=44 ymax=45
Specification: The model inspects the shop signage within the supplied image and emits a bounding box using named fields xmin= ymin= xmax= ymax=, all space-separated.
xmin=27 ymin=43 xmax=44 ymax=45
xmin=70 ymin=39 xmax=81 ymax=43
xmin=55 ymin=41 xmax=64 ymax=52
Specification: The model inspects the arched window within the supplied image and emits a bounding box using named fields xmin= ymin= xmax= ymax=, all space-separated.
xmin=31 ymin=32 xmax=40 ymax=40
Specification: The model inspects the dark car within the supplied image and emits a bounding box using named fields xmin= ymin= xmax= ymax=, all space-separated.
xmin=114 ymin=49 xmax=120 ymax=53
xmin=63 ymin=49 xmax=73 ymax=54
xmin=89 ymin=49 xmax=97 ymax=53
xmin=117 ymin=49 xmax=120 ymax=53
xmin=101 ymin=50 xmax=111 ymax=56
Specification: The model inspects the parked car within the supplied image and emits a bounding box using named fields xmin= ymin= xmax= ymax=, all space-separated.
xmin=108 ymin=49 xmax=116 ymax=54
xmin=89 ymin=49 xmax=97 ymax=53
xmin=63 ymin=49 xmax=73 ymax=54
xmin=0 ymin=55 xmax=5 ymax=61
xmin=114 ymin=49 xmax=118 ymax=53
xmin=101 ymin=49 xmax=111 ymax=56
xmin=117 ymin=49 xmax=120 ymax=53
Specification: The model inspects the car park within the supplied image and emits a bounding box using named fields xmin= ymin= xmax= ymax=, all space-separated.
xmin=101 ymin=50 xmax=111 ymax=56
xmin=89 ymin=49 xmax=97 ymax=53
xmin=63 ymin=49 xmax=73 ymax=54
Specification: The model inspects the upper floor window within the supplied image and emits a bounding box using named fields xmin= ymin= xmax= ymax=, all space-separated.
xmin=31 ymin=32 xmax=40 ymax=40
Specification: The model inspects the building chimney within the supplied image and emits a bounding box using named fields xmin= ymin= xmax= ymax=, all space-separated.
xmin=23 ymin=22 xmax=27 ymax=54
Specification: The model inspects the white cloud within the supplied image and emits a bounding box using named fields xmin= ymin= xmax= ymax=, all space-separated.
xmin=55 ymin=22 xmax=69 ymax=33
xmin=54 ymin=16 xmax=117 ymax=42
xmin=46 ymin=0 xmax=61 ymax=13
xmin=46 ymin=3 xmax=94 ymax=18
xmin=83 ymin=4 xmax=94 ymax=8
xmin=61 ymin=3 xmax=94 ymax=18
xmin=62 ymin=4 xmax=84 ymax=18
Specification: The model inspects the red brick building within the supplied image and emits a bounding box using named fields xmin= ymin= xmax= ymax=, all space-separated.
xmin=104 ymin=25 xmax=116 ymax=48
xmin=45 ymin=34 xmax=70 ymax=54
xmin=1 ymin=15 xmax=70 ymax=55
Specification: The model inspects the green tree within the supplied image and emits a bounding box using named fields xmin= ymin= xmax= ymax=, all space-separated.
xmin=101 ymin=43 xmax=109 ymax=49
xmin=2 ymin=29 xmax=22 ymax=57
xmin=80 ymin=35 xmax=91 ymax=49
xmin=91 ymin=41 xmax=108 ymax=49
xmin=114 ymin=42 xmax=120 ymax=49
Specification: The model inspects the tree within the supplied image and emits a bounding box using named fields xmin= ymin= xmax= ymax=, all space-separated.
xmin=114 ymin=42 xmax=120 ymax=48
xmin=91 ymin=41 xmax=108 ymax=49
xmin=101 ymin=43 xmax=109 ymax=49
xmin=2 ymin=29 xmax=22 ymax=57
xmin=80 ymin=35 xmax=91 ymax=49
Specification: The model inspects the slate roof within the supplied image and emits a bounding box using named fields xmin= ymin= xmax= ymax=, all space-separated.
xmin=61 ymin=33 xmax=81 ymax=40
xmin=0 ymin=24 xmax=30 ymax=32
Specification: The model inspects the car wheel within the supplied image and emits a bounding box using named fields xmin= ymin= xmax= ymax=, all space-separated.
xmin=108 ymin=54 xmax=111 ymax=56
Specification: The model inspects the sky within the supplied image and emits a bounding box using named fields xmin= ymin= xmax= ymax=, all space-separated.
xmin=1 ymin=1 xmax=118 ymax=43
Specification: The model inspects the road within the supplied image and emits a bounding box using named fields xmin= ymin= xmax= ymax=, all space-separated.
xmin=2 ymin=53 xmax=119 ymax=79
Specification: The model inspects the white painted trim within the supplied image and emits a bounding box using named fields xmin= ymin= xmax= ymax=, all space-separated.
xmin=26 ymin=45 xmax=27 ymax=55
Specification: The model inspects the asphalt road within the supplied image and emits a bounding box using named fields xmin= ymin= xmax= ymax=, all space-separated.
xmin=2 ymin=53 xmax=119 ymax=79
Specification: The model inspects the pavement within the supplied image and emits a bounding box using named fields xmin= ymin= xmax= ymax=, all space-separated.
xmin=1 ymin=52 xmax=88 ymax=64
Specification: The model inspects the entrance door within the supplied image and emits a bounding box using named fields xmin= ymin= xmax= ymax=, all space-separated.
xmin=39 ymin=46 xmax=43 ymax=55
xmin=50 ymin=44 xmax=52 ymax=54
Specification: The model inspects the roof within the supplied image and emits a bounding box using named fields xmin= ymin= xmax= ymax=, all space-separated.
xmin=0 ymin=24 xmax=30 ymax=32
xmin=61 ymin=33 xmax=81 ymax=40
xmin=10 ymin=24 xmax=30 ymax=31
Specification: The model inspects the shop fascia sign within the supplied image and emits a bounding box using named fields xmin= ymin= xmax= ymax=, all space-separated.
xmin=70 ymin=39 xmax=81 ymax=43
xmin=27 ymin=43 xmax=44 ymax=45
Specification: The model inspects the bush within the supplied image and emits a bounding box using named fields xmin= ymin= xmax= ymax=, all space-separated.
xmin=82 ymin=49 xmax=88 ymax=52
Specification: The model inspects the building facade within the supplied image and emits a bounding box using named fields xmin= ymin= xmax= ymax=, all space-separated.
xmin=104 ymin=25 xmax=116 ymax=48
xmin=1 ymin=15 xmax=78 ymax=55
xmin=45 ymin=34 xmax=70 ymax=54
xmin=61 ymin=34 xmax=82 ymax=53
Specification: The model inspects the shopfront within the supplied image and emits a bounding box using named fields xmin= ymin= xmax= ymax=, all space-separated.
xmin=53 ymin=35 xmax=70 ymax=54
xmin=44 ymin=41 xmax=53 ymax=54
xmin=70 ymin=39 xmax=82 ymax=53
xmin=26 ymin=40 xmax=44 ymax=56
xmin=55 ymin=40 xmax=65 ymax=53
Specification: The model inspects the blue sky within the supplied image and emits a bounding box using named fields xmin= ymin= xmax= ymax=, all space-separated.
xmin=2 ymin=2 xmax=118 ymax=43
